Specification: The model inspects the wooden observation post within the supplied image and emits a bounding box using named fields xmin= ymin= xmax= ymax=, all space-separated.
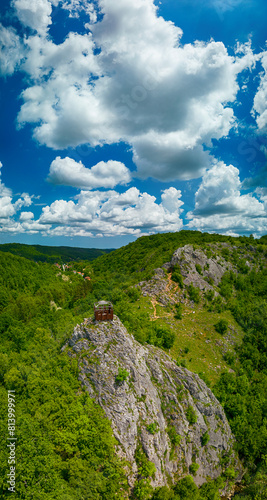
xmin=94 ymin=301 xmax=113 ymax=321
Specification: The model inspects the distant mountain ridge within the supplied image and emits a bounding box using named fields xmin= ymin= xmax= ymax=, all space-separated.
xmin=0 ymin=242 xmax=114 ymax=263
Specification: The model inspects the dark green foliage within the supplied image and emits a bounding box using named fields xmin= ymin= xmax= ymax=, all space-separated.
xmin=174 ymin=476 xmax=199 ymax=499
xmin=151 ymin=486 xmax=175 ymax=499
xmin=195 ymin=264 xmax=202 ymax=275
xmin=0 ymin=243 xmax=112 ymax=263
xmin=92 ymin=230 xmax=252 ymax=286
xmin=188 ymin=283 xmax=200 ymax=304
xmin=171 ymin=265 xmax=184 ymax=288
xmin=186 ymin=405 xmax=197 ymax=424
xmin=0 ymin=251 xmax=128 ymax=499
xmin=0 ymin=232 xmax=266 ymax=499
xmin=174 ymin=303 xmax=183 ymax=319
xmin=149 ymin=324 xmax=175 ymax=349
xmin=214 ymin=265 xmax=267 ymax=475
xmin=214 ymin=319 xmax=228 ymax=335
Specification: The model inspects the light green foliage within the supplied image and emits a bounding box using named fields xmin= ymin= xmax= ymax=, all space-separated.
xmin=201 ymin=431 xmax=210 ymax=446
xmin=133 ymin=478 xmax=153 ymax=500
xmin=224 ymin=467 xmax=236 ymax=479
xmin=189 ymin=462 xmax=200 ymax=475
xmin=146 ymin=422 xmax=159 ymax=434
xmin=186 ymin=405 xmax=198 ymax=425
xmin=135 ymin=445 xmax=156 ymax=479
xmin=115 ymin=367 xmax=129 ymax=383
xmin=167 ymin=426 xmax=181 ymax=446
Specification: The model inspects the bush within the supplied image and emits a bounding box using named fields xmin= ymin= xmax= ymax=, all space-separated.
xmin=147 ymin=422 xmax=159 ymax=434
xmin=186 ymin=405 xmax=197 ymax=424
xmin=214 ymin=319 xmax=228 ymax=335
xmin=189 ymin=462 xmax=199 ymax=476
xmin=224 ymin=467 xmax=236 ymax=479
xmin=152 ymin=324 xmax=175 ymax=349
xmin=188 ymin=283 xmax=200 ymax=304
xmin=172 ymin=270 xmax=184 ymax=289
xmin=201 ymin=431 xmax=210 ymax=446
xmin=174 ymin=303 xmax=182 ymax=320
xmin=167 ymin=426 xmax=181 ymax=446
xmin=174 ymin=476 xmax=199 ymax=499
xmin=195 ymin=264 xmax=202 ymax=275
xmin=115 ymin=367 xmax=129 ymax=383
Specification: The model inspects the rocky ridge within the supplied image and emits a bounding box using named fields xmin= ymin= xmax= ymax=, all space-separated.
xmin=138 ymin=244 xmax=233 ymax=307
xmin=63 ymin=315 xmax=241 ymax=493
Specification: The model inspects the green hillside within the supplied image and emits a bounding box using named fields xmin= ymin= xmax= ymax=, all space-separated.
xmin=92 ymin=229 xmax=264 ymax=283
xmin=0 ymin=243 xmax=114 ymax=263
xmin=0 ymin=230 xmax=266 ymax=499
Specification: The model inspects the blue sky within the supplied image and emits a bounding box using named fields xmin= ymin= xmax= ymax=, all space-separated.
xmin=0 ymin=0 xmax=266 ymax=248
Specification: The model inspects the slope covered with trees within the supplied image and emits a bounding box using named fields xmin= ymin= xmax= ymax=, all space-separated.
xmin=0 ymin=243 xmax=113 ymax=264
xmin=0 ymin=230 xmax=266 ymax=499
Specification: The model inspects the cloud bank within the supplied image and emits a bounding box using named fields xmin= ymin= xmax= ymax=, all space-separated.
xmin=1 ymin=0 xmax=258 ymax=181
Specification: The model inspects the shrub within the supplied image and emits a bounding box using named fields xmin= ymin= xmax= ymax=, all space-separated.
xmin=214 ymin=319 xmax=228 ymax=335
xmin=186 ymin=405 xmax=197 ymax=424
xmin=195 ymin=264 xmax=202 ymax=275
xmin=167 ymin=426 xmax=181 ymax=446
xmin=147 ymin=422 xmax=159 ymax=434
xmin=224 ymin=467 xmax=236 ymax=479
xmin=115 ymin=367 xmax=129 ymax=383
xmin=172 ymin=268 xmax=184 ymax=289
xmin=174 ymin=476 xmax=199 ymax=499
xmin=201 ymin=431 xmax=210 ymax=446
xmin=188 ymin=283 xmax=200 ymax=304
xmin=174 ymin=303 xmax=182 ymax=320
xmin=189 ymin=463 xmax=199 ymax=476
xmin=153 ymin=324 xmax=175 ymax=349
xmin=205 ymin=289 xmax=214 ymax=302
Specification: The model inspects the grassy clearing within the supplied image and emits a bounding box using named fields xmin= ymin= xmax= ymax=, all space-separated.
xmin=129 ymin=293 xmax=244 ymax=387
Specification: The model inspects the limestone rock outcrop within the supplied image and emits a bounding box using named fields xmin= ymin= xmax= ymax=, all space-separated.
xmin=64 ymin=316 xmax=241 ymax=492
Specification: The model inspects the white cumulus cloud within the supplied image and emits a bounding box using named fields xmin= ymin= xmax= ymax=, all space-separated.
xmin=48 ymin=157 xmax=132 ymax=189
xmin=38 ymin=186 xmax=184 ymax=237
xmin=187 ymin=161 xmax=266 ymax=236
xmin=252 ymin=51 xmax=267 ymax=132
xmin=11 ymin=0 xmax=58 ymax=35
xmin=0 ymin=162 xmax=34 ymax=229
xmin=0 ymin=23 xmax=25 ymax=76
xmin=4 ymin=0 xmax=255 ymax=181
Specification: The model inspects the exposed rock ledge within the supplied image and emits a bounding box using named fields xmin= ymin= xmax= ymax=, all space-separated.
xmin=64 ymin=316 xmax=242 ymax=493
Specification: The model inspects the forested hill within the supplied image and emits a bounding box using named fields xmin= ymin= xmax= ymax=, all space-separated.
xmin=0 ymin=230 xmax=266 ymax=499
xmin=0 ymin=242 xmax=113 ymax=263
xmin=91 ymin=229 xmax=266 ymax=279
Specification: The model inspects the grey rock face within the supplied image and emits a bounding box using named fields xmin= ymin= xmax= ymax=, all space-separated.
xmin=138 ymin=268 xmax=180 ymax=305
xmin=65 ymin=316 xmax=241 ymax=490
xmin=171 ymin=244 xmax=232 ymax=289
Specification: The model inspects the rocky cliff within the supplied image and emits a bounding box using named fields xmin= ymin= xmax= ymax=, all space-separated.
xmin=63 ymin=315 xmax=241 ymax=494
